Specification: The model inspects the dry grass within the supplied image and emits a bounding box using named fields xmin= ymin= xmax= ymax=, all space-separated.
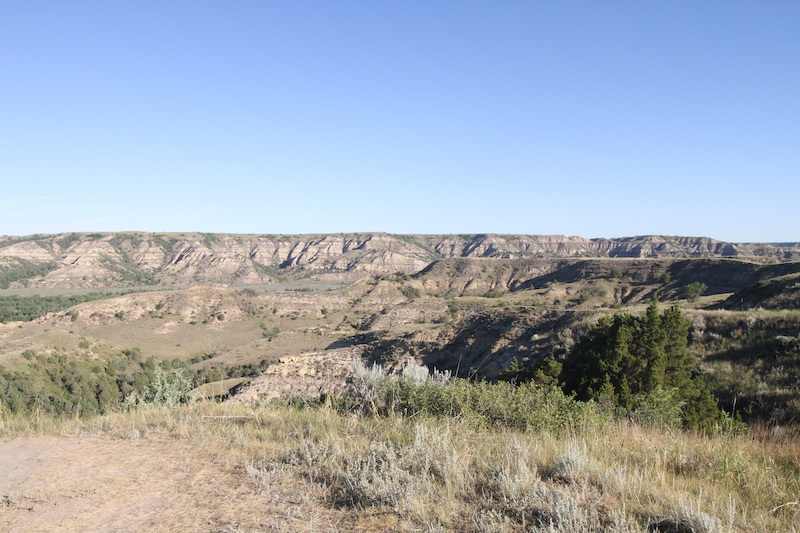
xmin=192 ymin=377 xmax=251 ymax=399
xmin=2 ymin=402 xmax=798 ymax=532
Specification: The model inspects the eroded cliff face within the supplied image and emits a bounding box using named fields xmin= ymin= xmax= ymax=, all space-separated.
xmin=160 ymin=240 xmax=268 ymax=286
xmin=0 ymin=232 xmax=797 ymax=289
xmin=0 ymin=241 xmax=56 ymax=263
xmin=41 ymin=241 xmax=131 ymax=288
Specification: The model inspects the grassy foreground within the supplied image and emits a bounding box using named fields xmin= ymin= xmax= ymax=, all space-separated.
xmin=1 ymin=401 xmax=797 ymax=533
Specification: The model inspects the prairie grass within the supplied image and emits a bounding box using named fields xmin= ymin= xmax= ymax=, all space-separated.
xmin=2 ymin=401 xmax=798 ymax=532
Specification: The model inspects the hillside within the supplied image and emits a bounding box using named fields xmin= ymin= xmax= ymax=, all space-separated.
xmin=1 ymin=232 xmax=798 ymax=290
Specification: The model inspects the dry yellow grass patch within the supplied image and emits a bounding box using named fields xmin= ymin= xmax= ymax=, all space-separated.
xmin=1 ymin=402 xmax=798 ymax=532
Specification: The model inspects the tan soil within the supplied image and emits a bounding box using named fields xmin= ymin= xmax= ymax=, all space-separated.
xmin=0 ymin=435 xmax=334 ymax=533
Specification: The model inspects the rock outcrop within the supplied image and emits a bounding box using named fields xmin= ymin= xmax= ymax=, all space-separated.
xmin=228 ymin=348 xmax=363 ymax=403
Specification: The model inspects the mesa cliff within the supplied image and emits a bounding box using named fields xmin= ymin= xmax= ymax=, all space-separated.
xmin=1 ymin=232 xmax=798 ymax=289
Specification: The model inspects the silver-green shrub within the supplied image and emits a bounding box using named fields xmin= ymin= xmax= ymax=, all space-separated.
xmin=124 ymin=367 xmax=195 ymax=407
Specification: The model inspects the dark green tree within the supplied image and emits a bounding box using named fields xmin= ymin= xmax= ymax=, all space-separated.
xmin=562 ymin=298 xmax=723 ymax=429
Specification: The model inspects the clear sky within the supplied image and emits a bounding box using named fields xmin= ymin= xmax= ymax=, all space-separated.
xmin=1 ymin=2 xmax=798 ymax=242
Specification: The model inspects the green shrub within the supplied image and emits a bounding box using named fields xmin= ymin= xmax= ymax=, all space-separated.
xmin=562 ymin=299 xmax=725 ymax=430
xmin=144 ymin=368 xmax=194 ymax=406
xmin=683 ymin=282 xmax=708 ymax=302
xmin=499 ymin=356 xmax=562 ymax=386
xmin=0 ymin=352 xmax=156 ymax=416
xmin=381 ymin=379 xmax=602 ymax=433
xmin=0 ymin=347 xmax=272 ymax=416
xmin=400 ymin=286 xmax=421 ymax=299
xmin=262 ymin=327 xmax=280 ymax=339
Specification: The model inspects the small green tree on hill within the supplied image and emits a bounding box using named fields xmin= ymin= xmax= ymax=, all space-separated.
xmin=683 ymin=282 xmax=707 ymax=302
xmin=562 ymin=298 xmax=723 ymax=429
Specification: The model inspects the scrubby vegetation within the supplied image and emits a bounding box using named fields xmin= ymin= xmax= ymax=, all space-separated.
xmin=400 ymin=285 xmax=422 ymax=299
xmin=346 ymin=360 xmax=603 ymax=434
xmin=691 ymin=309 xmax=800 ymax=425
xmin=0 ymin=259 xmax=57 ymax=289
xmin=0 ymin=350 xmax=273 ymax=416
xmin=0 ymin=351 xmax=159 ymax=415
xmin=0 ymin=293 xmax=120 ymax=323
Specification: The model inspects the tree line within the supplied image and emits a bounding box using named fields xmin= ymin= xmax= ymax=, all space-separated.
xmin=0 ymin=293 xmax=120 ymax=323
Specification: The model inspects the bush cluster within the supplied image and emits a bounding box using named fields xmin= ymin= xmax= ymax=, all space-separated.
xmin=376 ymin=379 xmax=603 ymax=433
xmin=344 ymin=359 xmax=603 ymax=433
xmin=0 ymin=352 xmax=158 ymax=415
xmin=399 ymin=285 xmax=421 ymax=299
xmin=0 ymin=351 xmax=273 ymax=416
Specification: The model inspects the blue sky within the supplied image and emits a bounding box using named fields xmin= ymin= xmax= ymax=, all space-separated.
xmin=1 ymin=2 xmax=798 ymax=242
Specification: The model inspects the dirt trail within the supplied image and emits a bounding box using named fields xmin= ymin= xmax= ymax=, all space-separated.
xmin=0 ymin=435 xmax=330 ymax=533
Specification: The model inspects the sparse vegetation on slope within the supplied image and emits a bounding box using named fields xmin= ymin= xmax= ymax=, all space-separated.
xmin=689 ymin=309 xmax=800 ymax=426
xmin=0 ymin=259 xmax=57 ymax=289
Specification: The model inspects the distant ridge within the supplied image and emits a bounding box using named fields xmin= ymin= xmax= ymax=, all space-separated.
xmin=0 ymin=232 xmax=798 ymax=289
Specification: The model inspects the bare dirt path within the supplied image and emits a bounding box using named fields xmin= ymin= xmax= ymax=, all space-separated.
xmin=0 ymin=435 xmax=331 ymax=533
